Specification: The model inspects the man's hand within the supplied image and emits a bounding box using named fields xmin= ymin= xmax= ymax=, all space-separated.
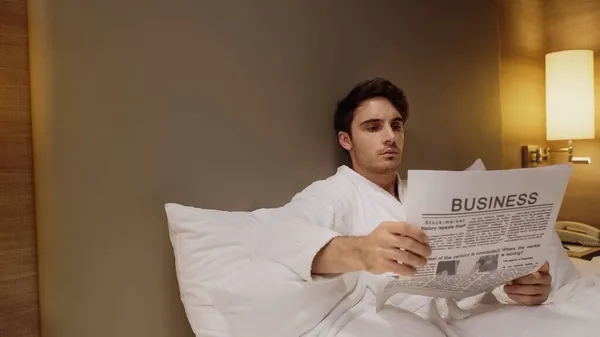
xmin=311 ymin=221 xmax=431 ymax=276
xmin=504 ymin=261 xmax=552 ymax=305
xmin=357 ymin=221 xmax=431 ymax=276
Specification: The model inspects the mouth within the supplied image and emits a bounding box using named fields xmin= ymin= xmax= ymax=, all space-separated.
xmin=381 ymin=149 xmax=399 ymax=156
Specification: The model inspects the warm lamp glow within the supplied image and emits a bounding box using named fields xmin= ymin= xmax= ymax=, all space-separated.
xmin=546 ymin=50 xmax=595 ymax=141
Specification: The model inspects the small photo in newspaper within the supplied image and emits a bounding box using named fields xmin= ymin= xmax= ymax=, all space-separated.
xmin=434 ymin=254 xmax=499 ymax=277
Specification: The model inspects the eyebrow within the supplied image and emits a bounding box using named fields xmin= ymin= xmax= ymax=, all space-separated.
xmin=359 ymin=117 xmax=404 ymax=126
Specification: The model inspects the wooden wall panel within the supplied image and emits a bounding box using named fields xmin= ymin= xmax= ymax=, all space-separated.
xmin=0 ymin=0 xmax=40 ymax=336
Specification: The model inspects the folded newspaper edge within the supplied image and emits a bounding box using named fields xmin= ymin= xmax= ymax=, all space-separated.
xmin=375 ymin=159 xmax=573 ymax=311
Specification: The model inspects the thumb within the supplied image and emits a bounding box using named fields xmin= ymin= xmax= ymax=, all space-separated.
xmin=538 ymin=261 xmax=550 ymax=274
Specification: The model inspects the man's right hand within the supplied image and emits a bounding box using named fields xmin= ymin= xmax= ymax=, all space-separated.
xmin=357 ymin=221 xmax=431 ymax=276
xmin=311 ymin=221 xmax=431 ymax=277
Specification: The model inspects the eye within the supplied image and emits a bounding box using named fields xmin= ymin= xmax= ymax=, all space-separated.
xmin=392 ymin=123 xmax=404 ymax=131
xmin=366 ymin=125 xmax=380 ymax=132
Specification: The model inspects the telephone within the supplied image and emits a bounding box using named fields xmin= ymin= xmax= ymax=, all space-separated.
xmin=555 ymin=221 xmax=600 ymax=247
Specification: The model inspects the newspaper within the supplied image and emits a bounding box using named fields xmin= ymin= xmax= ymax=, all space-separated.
xmin=375 ymin=160 xmax=573 ymax=310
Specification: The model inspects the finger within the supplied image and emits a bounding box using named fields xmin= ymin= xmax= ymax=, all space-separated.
xmin=389 ymin=234 xmax=431 ymax=258
xmin=512 ymin=272 xmax=552 ymax=286
xmin=386 ymin=222 xmax=429 ymax=244
xmin=506 ymin=293 xmax=547 ymax=306
xmin=537 ymin=261 xmax=550 ymax=274
xmin=504 ymin=284 xmax=549 ymax=296
xmin=384 ymin=260 xmax=417 ymax=276
xmin=383 ymin=248 xmax=428 ymax=268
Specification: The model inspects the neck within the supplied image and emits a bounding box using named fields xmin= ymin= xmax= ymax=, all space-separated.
xmin=352 ymin=165 xmax=398 ymax=199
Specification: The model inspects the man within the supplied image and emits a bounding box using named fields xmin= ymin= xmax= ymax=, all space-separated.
xmin=258 ymin=78 xmax=572 ymax=337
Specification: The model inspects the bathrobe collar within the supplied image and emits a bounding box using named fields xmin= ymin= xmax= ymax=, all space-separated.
xmin=336 ymin=165 xmax=405 ymax=204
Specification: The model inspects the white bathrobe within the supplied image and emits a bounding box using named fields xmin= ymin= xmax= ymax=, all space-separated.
xmin=257 ymin=165 xmax=576 ymax=337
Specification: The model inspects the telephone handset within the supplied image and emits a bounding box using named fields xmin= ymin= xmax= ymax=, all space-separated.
xmin=555 ymin=221 xmax=600 ymax=247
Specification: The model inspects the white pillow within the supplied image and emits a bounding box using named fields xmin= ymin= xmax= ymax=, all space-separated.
xmin=165 ymin=203 xmax=347 ymax=337
xmin=166 ymin=203 xmax=258 ymax=336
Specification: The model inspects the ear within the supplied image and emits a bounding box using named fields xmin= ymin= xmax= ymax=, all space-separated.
xmin=338 ymin=131 xmax=352 ymax=151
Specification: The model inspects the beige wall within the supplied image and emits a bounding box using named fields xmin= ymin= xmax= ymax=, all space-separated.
xmin=0 ymin=0 xmax=40 ymax=335
xmin=544 ymin=0 xmax=600 ymax=226
xmin=498 ymin=0 xmax=600 ymax=227
xmin=28 ymin=1 xmax=501 ymax=336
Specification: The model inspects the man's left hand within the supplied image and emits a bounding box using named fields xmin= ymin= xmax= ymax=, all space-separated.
xmin=504 ymin=261 xmax=551 ymax=305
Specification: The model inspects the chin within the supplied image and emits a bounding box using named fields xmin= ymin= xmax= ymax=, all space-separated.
xmin=374 ymin=159 xmax=401 ymax=173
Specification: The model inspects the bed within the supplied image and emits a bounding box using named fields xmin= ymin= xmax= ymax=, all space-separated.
xmin=167 ymin=202 xmax=600 ymax=337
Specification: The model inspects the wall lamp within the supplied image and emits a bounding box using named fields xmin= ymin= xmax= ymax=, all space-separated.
xmin=522 ymin=50 xmax=595 ymax=168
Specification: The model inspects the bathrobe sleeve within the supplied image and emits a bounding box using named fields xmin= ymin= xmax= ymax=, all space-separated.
xmin=256 ymin=177 xmax=352 ymax=283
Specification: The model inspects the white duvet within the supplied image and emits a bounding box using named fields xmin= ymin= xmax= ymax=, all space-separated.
xmin=337 ymin=259 xmax=600 ymax=337
xmin=451 ymin=261 xmax=600 ymax=337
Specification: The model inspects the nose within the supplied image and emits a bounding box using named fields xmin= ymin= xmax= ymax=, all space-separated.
xmin=382 ymin=124 xmax=396 ymax=145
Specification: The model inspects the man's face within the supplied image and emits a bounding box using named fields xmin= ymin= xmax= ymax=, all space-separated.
xmin=339 ymin=97 xmax=405 ymax=174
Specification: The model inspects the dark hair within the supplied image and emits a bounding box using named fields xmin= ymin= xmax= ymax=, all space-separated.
xmin=334 ymin=78 xmax=409 ymax=136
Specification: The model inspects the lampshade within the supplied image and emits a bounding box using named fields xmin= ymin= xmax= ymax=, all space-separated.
xmin=546 ymin=50 xmax=595 ymax=141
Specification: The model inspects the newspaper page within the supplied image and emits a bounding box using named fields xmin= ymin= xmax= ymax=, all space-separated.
xmin=376 ymin=162 xmax=573 ymax=310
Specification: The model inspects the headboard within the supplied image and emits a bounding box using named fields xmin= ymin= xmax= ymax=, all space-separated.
xmin=25 ymin=1 xmax=502 ymax=336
